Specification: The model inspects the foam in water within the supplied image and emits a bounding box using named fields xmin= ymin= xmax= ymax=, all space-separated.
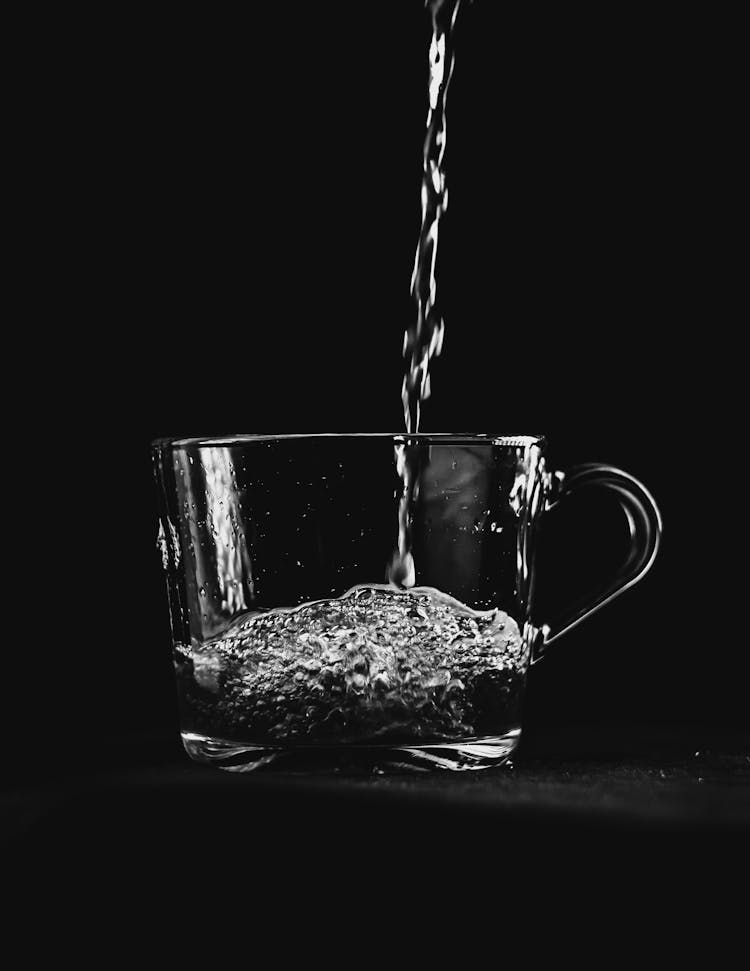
xmin=176 ymin=584 xmax=526 ymax=746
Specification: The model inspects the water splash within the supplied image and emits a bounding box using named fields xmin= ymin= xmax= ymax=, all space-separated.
xmin=401 ymin=0 xmax=463 ymax=435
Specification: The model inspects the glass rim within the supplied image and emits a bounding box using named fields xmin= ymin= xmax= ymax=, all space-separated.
xmin=151 ymin=432 xmax=546 ymax=451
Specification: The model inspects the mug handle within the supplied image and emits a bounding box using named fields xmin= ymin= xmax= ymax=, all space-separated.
xmin=532 ymin=463 xmax=662 ymax=662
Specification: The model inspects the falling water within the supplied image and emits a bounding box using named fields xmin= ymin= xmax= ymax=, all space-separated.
xmin=402 ymin=0 xmax=462 ymax=435
xmin=388 ymin=0 xmax=464 ymax=588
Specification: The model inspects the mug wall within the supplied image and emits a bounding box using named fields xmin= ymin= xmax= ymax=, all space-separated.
xmin=154 ymin=436 xmax=547 ymax=646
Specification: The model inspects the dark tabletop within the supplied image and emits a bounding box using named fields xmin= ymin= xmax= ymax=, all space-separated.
xmin=8 ymin=723 xmax=749 ymax=849
xmin=6 ymin=722 xmax=748 ymax=944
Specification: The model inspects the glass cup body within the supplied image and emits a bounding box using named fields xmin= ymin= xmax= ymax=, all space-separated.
xmin=153 ymin=434 xmax=549 ymax=771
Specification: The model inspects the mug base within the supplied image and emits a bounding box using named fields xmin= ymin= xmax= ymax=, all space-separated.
xmin=181 ymin=729 xmax=521 ymax=774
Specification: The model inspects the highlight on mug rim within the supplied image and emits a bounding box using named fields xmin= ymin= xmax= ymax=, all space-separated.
xmin=151 ymin=432 xmax=548 ymax=452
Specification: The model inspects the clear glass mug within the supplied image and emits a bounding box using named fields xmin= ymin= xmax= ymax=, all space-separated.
xmin=152 ymin=434 xmax=661 ymax=772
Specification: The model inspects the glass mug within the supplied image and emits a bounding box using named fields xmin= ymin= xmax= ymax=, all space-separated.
xmin=152 ymin=434 xmax=661 ymax=772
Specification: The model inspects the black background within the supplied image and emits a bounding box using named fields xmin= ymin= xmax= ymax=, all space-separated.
xmin=8 ymin=1 xmax=745 ymax=938
xmin=33 ymin=2 xmax=741 ymax=755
